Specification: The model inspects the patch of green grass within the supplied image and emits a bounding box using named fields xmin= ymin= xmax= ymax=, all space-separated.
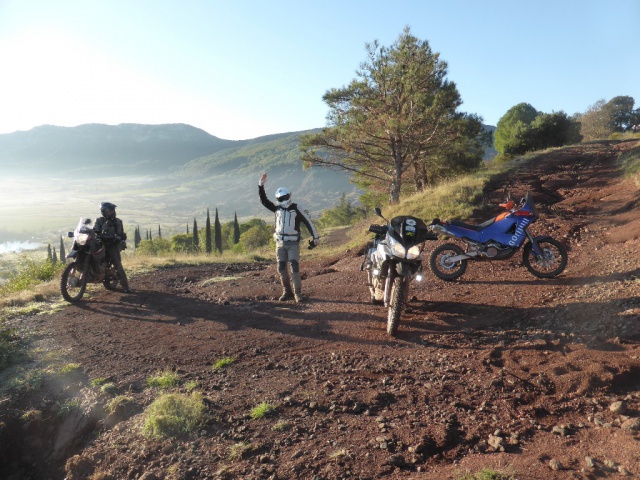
xmin=7 ymin=368 xmax=45 ymax=393
xmin=184 ymin=380 xmax=198 ymax=392
xmin=141 ymin=392 xmax=206 ymax=438
xmin=100 ymin=383 xmax=118 ymax=395
xmin=0 ymin=256 xmax=64 ymax=296
xmin=619 ymin=143 xmax=640 ymax=185
xmin=90 ymin=377 xmax=109 ymax=387
xmin=229 ymin=441 xmax=253 ymax=460
xmin=0 ymin=326 xmax=23 ymax=371
xmin=57 ymin=398 xmax=81 ymax=418
xmin=200 ymin=276 xmax=239 ymax=287
xmin=212 ymin=357 xmax=235 ymax=370
xmin=105 ymin=395 xmax=134 ymax=415
xmin=250 ymin=401 xmax=275 ymax=420
xmin=146 ymin=369 xmax=180 ymax=389
xmin=456 ymin=468 xmax=516 ymax=480
xmin=272 ymin=420 xmax=291 ymax=431
xmin=57 ymin=363 xmax=82 ymax=376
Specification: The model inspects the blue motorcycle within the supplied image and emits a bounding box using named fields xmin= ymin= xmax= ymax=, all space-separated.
xmin=429 ymin=192 xmax=568 ymax=280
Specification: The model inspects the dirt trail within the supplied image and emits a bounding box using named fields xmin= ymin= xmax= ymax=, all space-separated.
xmin=2 ymin=140 xmax=640 ymax=480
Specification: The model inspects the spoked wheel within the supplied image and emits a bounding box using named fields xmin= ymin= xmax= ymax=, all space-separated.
xmin=523 ymin=238 xmax=568 ymax=278
xmin=387 ymin=277 xmax=406 ymax=336
xmin=103 ymin=266 xmax=120 ymax=290
xmin=61 ymin=261 xmax=87 ymax=302
xmin=430 ymin=243 xmax=468 ymax=281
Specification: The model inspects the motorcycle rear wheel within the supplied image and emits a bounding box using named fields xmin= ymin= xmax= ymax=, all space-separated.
xmin=61 ymin=261 xmax=87 ymax=302
xmin=103 ymin=266 xmax=120 ymax=290
xmin=430 ymin=243 xmax=468 ymax=281
xmin=523 ymin=238 xmax=568 ymax=278
xmin=387 ymin=277 xmax=405 ymax=336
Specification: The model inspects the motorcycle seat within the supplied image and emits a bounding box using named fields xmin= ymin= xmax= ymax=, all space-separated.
xmin=449 ymin=217 xmax=496 ymax=232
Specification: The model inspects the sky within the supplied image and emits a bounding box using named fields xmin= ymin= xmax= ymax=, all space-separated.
xmin=0 ymin=0 xmax=638 ymax=140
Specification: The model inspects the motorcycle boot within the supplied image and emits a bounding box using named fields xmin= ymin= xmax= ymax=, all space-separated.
xmin=291 ymin=271 xmax=304 ymax=303
xmin=278 ymin=271 xmax=294 ymax=301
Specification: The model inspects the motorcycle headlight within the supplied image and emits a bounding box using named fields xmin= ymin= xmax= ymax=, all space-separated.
xmin=76 ymin=233 xmax=90 ymax=246
xmin=388 ymin=236 xmax=406 ymax=258
xmin=407 ymin=244 xmax=423 ymax=260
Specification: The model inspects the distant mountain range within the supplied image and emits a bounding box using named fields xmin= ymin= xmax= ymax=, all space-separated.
xmin=0 ymin=123 xmax=496 ymax=235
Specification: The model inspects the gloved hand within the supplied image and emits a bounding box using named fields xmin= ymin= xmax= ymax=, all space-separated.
xmin=308 ymin=238 xmax=319 ymax=249
xmin=258 ymin=173 xmax=268 ymax=186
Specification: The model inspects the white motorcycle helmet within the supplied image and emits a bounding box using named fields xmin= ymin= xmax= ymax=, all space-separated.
xmin=275 ymin=187 xmax=292 ymax=208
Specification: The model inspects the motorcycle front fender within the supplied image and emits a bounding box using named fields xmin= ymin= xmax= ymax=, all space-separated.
xmin=395 ymin=261 xmax=421 ymax=277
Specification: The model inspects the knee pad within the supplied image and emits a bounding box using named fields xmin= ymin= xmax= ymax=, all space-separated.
xmin=289 ymin=260 xmax=299 ymax=273
xmin=278 ymin=261 xmax=288 ymax=272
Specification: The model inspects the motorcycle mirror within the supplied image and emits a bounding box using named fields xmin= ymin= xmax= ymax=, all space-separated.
xmin=374 ymin=207 xmax=382 ymax=217
xmin=84 ymin=218 xmax=92 ymax=224
xmin=67 ymin=232 xmax=74 ymax=238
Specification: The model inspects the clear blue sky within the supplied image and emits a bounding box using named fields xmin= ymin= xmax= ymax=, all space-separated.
xmin=1 ymin=0 xmax=638 ymax=140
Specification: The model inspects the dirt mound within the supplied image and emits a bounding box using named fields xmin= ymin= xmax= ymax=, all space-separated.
xmin=2 ymin=140 xmax=640 ymax=480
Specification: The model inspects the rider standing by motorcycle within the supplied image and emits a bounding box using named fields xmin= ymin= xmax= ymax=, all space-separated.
xmin=258 ymin=173 xmax=319 ymax=303
xmin=93 ymin=202 xmax=131 ymax=293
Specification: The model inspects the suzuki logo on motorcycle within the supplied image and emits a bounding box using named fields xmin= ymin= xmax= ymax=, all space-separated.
xmin=509 ymin=218 xmax=530 ymax=246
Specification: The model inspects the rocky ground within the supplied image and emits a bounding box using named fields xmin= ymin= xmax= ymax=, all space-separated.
xmin=1 ymin=140 xmax=640 ymax=480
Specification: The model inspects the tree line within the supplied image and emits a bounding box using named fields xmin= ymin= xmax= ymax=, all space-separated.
xmin=132 ymin=209 xmax=275 ymax=256
xmin=301 ymin=26 xmax=639 ymax=207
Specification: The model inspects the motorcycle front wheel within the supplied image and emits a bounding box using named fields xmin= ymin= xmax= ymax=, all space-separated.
xmin=387 ymin=277 xmax=406 ymax=336
xmin=61 ymin=261 xmax=88 ymax=302
xmin=430 ymin=243 xmax=468 ymax=281
xmin=523 ymin=238 xmax=568 ymax=278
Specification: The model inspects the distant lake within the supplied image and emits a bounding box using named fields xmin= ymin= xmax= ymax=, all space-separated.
xmin=0 ymin=241 xmax=42 ymax=254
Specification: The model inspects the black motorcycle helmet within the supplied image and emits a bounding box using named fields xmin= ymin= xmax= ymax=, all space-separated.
xmin=100 ymin=202 xmax=117 ymax=219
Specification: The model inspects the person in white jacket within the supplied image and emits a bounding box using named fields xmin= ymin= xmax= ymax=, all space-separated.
xmin=258 ymin=172 xmax=319 ymax=302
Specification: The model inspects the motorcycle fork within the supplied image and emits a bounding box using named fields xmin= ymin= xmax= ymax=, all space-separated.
xmin=525 ymin=229 xmax=544 ymax=256
xmin=383 ymin=264 xmax=395 ymax=307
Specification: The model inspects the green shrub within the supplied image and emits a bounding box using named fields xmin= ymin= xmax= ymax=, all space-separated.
xmin=250 ymin=401 xmax=275 ymax=420
xmin=0 ymin=256 xmax=64 ymax=296
xmin=142 ymin=392 xmax=206 ymax=438
xmin=212 ymin=357 xmax=235 ymax=370
xmin=0 ymin=327 xmax=22 ymax=371
xmin=146 ymin=370 xmax=180 ymax=389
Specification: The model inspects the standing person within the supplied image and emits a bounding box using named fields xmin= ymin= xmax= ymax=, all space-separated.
xmin=93 ymin=202 xmax=131 ymax=293
xmin=258 ymin=173 xmax=319 ymax=303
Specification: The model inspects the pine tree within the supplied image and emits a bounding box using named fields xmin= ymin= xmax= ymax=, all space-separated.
xmin=214 ymin=208 xmax=222 ymax=254
xmin=59 ymin=235 xmax=66 ymax=262
xmin=193 ymin=218 xmax=199 ymax=251
xmin=47 ymin=244 xmax=52 ymax=262
xmin=233 ymin=212 xmax=241 ymax=245
xmin=205 ymin=209 xmax=212 ymax=254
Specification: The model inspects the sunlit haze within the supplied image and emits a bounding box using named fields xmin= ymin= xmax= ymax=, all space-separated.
xmin=1 ymin=0 xmax=639 ymax=140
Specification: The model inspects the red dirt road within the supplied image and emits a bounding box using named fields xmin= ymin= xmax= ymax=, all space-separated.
xmin=3 ymin=140 xmax=640 ymax=480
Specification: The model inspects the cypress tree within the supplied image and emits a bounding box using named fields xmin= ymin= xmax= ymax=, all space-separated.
xmin=59 ymin=235 xmax=66 ymax=262
xmin=135 ymin=226 xmax=141 ymax=248
xmin=214 ymin=208 xmax=222 ymax=253
xmin=193 ymin=218 xmax=199 ymax=251
xmin=233 ymin=212 xmax=241 ymax=244
xmin=52 ymin=247 xmax=58 ymax=265
xmin=149 ymin=229 xmax=153 ymax=241
xmin=205 ymin=209 xmax=212 ymax=254
xmin=47 ymin=244 xmax=52 ymax=261
xmin=158 ymin=225 xmax=162 ymax=239
xmin=187 ymin=223 xmax=189 ymax=234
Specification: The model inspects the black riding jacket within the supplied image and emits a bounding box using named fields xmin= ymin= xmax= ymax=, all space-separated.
xmin=259 ymin=185 xmax=318 ymax=242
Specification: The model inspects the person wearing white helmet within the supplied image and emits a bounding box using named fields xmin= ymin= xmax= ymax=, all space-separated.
xmin=258 ymin=172 xmax=319 ymax=302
